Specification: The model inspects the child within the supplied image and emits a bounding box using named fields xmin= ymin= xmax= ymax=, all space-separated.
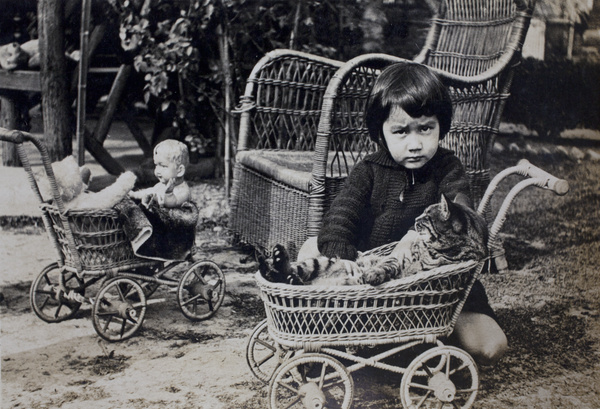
xmin=297 ymin=61 xmax=507 ymax=366
xmin=129 ymin=139 xmax=191 ymax=208
xmin=119 ymin=139 xmax=196 ymax=262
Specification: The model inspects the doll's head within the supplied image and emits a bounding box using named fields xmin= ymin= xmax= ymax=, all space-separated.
xmin=153 ymin=139 xmax=189 ymax=184
xmin=365 ymin=62 xmax=453 ymax=146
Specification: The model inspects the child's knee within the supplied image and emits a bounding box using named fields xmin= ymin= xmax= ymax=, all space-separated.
xmin=450 ymin=312 xmax=508 ymax=366
xmin=472 ymin=333 xmax=508 ymax=366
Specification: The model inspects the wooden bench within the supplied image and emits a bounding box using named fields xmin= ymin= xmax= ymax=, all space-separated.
xmin=0 ymin=65 xmax=152 ymax=173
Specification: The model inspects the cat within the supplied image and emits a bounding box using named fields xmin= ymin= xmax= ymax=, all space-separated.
xmin=0 ymin=42 xmax=32 ymax=70
xmin=259 ymin=194 xmax=488 ymax=286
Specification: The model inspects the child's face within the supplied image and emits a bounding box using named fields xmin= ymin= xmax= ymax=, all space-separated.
xmin=153 ymin=150 xmax=182 ymax=183
xmin=382 ymin=105 xmax=440 ymax=169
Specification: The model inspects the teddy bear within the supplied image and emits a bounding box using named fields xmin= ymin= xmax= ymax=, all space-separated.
xmin=35 ymin=155 xmax=137 ymax=210
xmin=0 ymin=40 xmax=41 ymax=70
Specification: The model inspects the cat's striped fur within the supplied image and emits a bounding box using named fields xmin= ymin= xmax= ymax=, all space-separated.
xmin=259 ymin=195 xmax=488 ymax=286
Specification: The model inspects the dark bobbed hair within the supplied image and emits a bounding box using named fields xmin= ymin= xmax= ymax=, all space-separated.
xmin=365 ymin=62 xmax=453 ymax=145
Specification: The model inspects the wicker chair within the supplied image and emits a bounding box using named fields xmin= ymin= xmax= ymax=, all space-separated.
xmin=230 ymin=0 xmax=536 ymax=258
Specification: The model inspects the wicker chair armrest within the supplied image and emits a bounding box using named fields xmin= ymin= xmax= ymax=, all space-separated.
xmin=236 ymin=49 xmax=343 ymax=152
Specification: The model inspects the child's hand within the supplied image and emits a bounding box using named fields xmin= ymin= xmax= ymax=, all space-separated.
xmin=165 ymin=178 xmax=176 ymax=194
xmin=141 ymin=193 xmax=156 ymax=208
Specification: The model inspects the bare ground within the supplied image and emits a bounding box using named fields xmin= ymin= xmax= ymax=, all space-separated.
xmin=1 ymin=139 xmax=600 ymax=409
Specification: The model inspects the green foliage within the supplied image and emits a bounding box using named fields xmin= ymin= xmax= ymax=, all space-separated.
xmin=108 ymin=0 xmax=218 ymax=146
xmin=107 ymin=0 xmax=373 ymax=151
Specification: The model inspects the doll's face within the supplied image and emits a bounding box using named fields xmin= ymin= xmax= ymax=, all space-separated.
xmin=382 ymin=105 xmax=440 ymax=169
xmin=154 ymin=149 xmax=183 ymax=184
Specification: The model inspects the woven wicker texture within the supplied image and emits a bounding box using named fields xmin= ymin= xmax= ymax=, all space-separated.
xmin=256 ymin=260 xmax=483 ymax=348
xmin=230 ymin=0 xmax=536 ymax=256
xmin=415 ymin=0 xmax=536 ymax=202
xmin=41 ymin=204 xmax=152 ymax=274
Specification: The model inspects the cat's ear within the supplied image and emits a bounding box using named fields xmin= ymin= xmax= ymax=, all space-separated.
xmin=440 ymin=194 xmax=450 ymax=221
xmin=452 ymin=193 xmax=472 ymax=209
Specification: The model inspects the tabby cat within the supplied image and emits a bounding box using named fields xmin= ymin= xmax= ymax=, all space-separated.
xmin=259 ymin=195 xmax=488 ymax=286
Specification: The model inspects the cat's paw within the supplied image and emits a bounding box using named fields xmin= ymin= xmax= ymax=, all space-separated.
xmin=362 ymin=269 xmax=387 ymax=286
xmin=272 ymin=244 xmax=292 ymax=275
xmin=257 ymin=253 xmax=272 ymax=279
xmin=285 ymin=273 xmax=304 ymax=285
xmin=270 ymin=245 xmax=304 ymax=285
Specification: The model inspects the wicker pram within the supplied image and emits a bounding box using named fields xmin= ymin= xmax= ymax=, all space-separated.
xmin=247 ymin=159 xmax=569 ymax=409
xmin=0 ymin=127 xmax=226 ymax=342
xmin=41 ymin=204 xmax=149 ymax=275
xmin=258 ymin=259 xmax=481 ymax=349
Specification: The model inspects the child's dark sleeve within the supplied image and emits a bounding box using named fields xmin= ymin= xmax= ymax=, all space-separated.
xmin=437 ymin=152 xmax=472 ymax=207
xmin=317 ymin=161 xmax=374 ymax=260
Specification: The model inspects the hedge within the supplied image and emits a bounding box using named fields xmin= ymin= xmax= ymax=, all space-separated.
xmin=503 ymin=58 xmax=600 ymax=138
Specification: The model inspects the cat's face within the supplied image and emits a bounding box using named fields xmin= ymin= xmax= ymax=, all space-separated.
xmin=414 ymin=195 xmax=488 ymax=254
xmin=414 ymin=195 xmax=453 ymax=240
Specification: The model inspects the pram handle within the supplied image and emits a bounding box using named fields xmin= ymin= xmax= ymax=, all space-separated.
xmin=517 ymin=159 xmax=569 ymax=196
xmin=480 ymin=159 xmax=570 ymax=245
xmin=0 ymin=127 xmax=28 ymax=143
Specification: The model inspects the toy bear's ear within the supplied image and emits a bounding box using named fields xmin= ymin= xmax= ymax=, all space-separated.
xmin=79 ymin=166 xmax=91 ymax=186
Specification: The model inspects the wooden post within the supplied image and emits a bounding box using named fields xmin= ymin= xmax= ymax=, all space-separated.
xmin=0 ymin=95 xmax=22 ymax=166
xmin=38 ymin=0 xmax=72 ymax=161
xmin=218 ymin=22 xmax=233 ymax=196
xmin=75 ymin=0 xmax=92 ymax=166
xmin=289 ymin=2 xmax=302 ymax=50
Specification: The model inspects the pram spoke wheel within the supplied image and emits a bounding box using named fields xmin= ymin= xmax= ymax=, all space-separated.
xmin=400 ymin=346 xmax=478 ymax=409
xmin=247 ymin=319 xmax=292 ymax=383
xmin=92 ymin=277 xmax=147 ymax=342
xmin=269 ymin=353 xmax=353 ymax=409
xmin=177 ymin=260 xmax=225 ymax=321
xmin=30 ymin=263 xmax=83 ymax=322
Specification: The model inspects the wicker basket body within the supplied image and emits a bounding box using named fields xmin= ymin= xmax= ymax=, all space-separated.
xmin=230 ymin=152 xmax=348 ymax=258
xmin=41 ymin=203 xmax=154 ymax=275
xmin=256 ymin=260 xmax=484 ymax=349
xmin=230 ymin=163 xmax=310 ymax=257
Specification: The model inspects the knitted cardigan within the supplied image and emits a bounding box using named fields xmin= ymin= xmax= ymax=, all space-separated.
xmin=317 ymin=147 xmax=470 ymax=260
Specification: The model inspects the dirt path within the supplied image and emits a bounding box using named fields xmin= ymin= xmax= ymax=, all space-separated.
xmin=2 ymin=144 xmax=600 ymax=408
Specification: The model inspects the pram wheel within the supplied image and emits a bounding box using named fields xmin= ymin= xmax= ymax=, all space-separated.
xmin=247 ymin=319 xmax=293 ymax=383
xmin=177 ymin=260 xmax=225 ymax=321
xmin=269 ymin=353 xmax=354 ymax=409
xmin=30 ymin=263 xmax=83 ymax=322
xmin=92 ymin=277 xmax=147 ymax=342
xmin=400 ymin=346 xmax=478 ymax=409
